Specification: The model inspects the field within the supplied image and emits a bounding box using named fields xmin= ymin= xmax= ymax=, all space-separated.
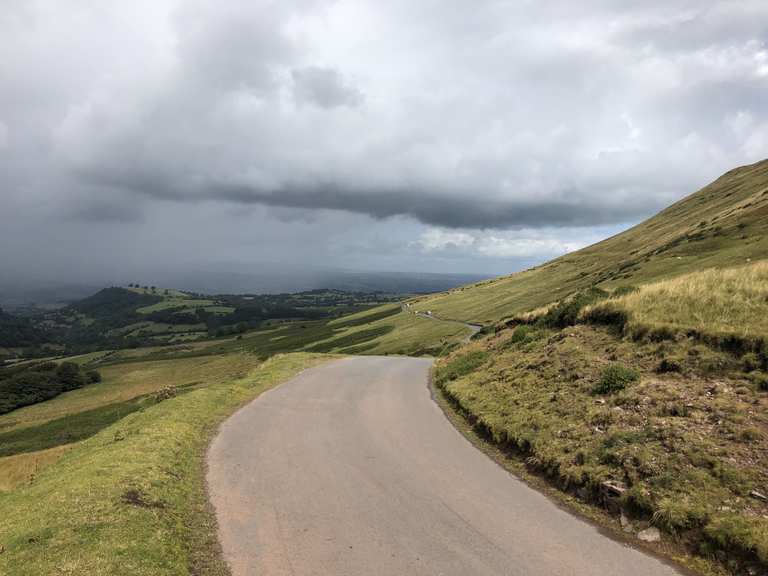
xmin=5 ymin=285 xmax=404 ymax=359
xmin=0 ymin=352 xmax=329 ymax=575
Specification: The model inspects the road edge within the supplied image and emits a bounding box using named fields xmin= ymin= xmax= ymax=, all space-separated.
xmin=426 ymin=366 xmax=715 ymax=576
xmin=195 ymin=354 xmax=339 ymax=576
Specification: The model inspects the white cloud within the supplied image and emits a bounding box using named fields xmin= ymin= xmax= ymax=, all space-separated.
xmin=413 ymin=227 xmax=604 ymax=261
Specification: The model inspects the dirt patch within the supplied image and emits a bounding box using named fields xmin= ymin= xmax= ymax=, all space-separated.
xmin=121 ymin=488 xmax=166 ymax=510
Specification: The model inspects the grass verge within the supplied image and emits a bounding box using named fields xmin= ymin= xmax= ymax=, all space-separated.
xmin=0 ymin=352 xmax=330 ymax=575
xmin=433 ymin=324 xmax=768 ymax=575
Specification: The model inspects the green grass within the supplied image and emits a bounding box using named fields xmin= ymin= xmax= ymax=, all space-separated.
xmin=0 ymin=398 xmax=148 ymax=457
xmin=434 ymin=321 xmax=768 ymax=571
xmin=0 ymin=354 xmax=264 ymax=434
xmin=411 ymin=159 xmax=768 ymax=324
xmin=0 ymin=352 xmax=329 ymax=575
xmin=136 ymin=299 xmax=216 ymax=314
xmin=121 ymin=304 xmax=475 ymax=361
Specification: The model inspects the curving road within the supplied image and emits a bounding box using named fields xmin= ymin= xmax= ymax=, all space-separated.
xmin=208 ymin=356 xmax=682 ymax=576
xmin=401 ymin=302 xmax=483 ymax=342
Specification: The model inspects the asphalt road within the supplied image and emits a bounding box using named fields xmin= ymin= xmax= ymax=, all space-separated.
xmin=207 ymin=356 xmax=682 ymax=576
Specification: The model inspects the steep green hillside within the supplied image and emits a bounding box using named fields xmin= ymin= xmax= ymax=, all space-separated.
xmin=413 ymin=159 xmax=768 ymax=324
xmin=424 ymin=160 xmax=768 ymax=574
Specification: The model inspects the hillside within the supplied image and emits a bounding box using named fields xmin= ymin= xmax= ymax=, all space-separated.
xmin=423 ymin=161 xmax=768 ymax=574
xmin=412 ymin=159 xmax=768 ymax=324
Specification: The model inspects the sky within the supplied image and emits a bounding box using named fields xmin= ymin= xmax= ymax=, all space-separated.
xmin=1 ymin=0 xmax=767 ymax=286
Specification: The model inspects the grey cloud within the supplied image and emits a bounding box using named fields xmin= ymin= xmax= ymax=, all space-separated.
xmin=292 ymin=66 xmax=363 ymax=109
xmin=212 ymin=183 xmax=659 ymax=229
xmin=2 ymin=0 xmax=768 ymax=284
xmin=69 ymin=195 xmax=144 ymax=223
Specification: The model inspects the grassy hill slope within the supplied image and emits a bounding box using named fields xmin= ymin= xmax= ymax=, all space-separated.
xmin=413 ymin=159 xmax=768 ymax=324
xmin=422 ymin=160 xmax=768 ymax=574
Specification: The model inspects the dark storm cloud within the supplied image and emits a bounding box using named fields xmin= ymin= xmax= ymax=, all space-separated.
xmin=292 ymin=67 xmax=363 ymax=109
xmin=1 ymin=0 xmax=768 ymax=281
xmin=213 ymin=183 xmax=657 ymax=229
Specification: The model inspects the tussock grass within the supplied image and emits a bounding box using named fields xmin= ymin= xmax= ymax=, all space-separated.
xmin=583 ymin=261 xmax=768 ymax=350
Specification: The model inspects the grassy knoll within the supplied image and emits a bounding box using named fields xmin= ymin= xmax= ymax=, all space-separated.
xmin=412 ymin=159 xmax=768 ymax=324
xmin=0 ymin=352 xmax=328 ymax=575
xmin=584 ymin=261 xmax=768 ymax=347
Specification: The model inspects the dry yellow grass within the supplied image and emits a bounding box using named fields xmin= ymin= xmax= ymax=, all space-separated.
xmin=586 ymin=260 xmax=768 ymax=338
xmin=0 ymin=445 xmax=72 ymax=491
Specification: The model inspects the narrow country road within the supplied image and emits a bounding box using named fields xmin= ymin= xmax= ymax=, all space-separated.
xmin=207 ymin=356 xmax=682 ymax=576
xmin=401 ymin=302 xmax=483 ymax=342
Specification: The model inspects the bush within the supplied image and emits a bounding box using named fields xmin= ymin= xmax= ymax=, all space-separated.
xmin=742 ymin=352 xmax=765 ymax=372
xmin=580 ymin=302 xmax=630 ymax=329
xmin=0 ymin=361 xmax=99 ymax=415
xmin=86 ymin=370 xmax=102 ymax=384
xmin=748 ymin=371 xmax=768 ymax=391
xmin=592 ymin=364 xmax=639 ymax=395
xmin=656 ymin=358 xmax=682 ymax=373
xmin=507 ymin=325 xmax=541 ymax=347
xmin=539 ymin=287 xmax=609 ymax=329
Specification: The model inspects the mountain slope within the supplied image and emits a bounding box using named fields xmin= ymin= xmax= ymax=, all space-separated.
xmin=412 ymin=159 xmax=768 ymax=324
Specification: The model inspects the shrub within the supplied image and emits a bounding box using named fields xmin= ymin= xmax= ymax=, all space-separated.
xmin=704 ymin=514 xmax=768 ymax=565
xmin=652 ymin=497 xmax=708 ymax=533
xmin=0 ymin=361 xmax=97 ymax=415
xmin=739 ymin=427 xmax=761 ymax=442
xmin=86 ymin=370 xmax=102 ymax=384
xmin=592 ymin=364 xmax=639 ymax=395
xmin=748 ymin=371 xmax=768 ymax=391
xmin=742 ymin=352 xmax=765 ymax=372
xmin=580 ymin=302 xmax=630 ymax=329
xmin=539 ymin=287 xmax=609 ymax=329
xmin=656 ymin=358 xmax=682 ymax=373
xmin=507 ymin=325 xmax=541 ymax=347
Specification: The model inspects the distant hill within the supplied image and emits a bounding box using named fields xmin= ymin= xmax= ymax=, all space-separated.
xmin=0 ymin=286 xmax=404 ymax=357
xmin=412 ymin=158 xmax=768 ymax=324
xmin=0 ymin=309 xmax=46 ymax=348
